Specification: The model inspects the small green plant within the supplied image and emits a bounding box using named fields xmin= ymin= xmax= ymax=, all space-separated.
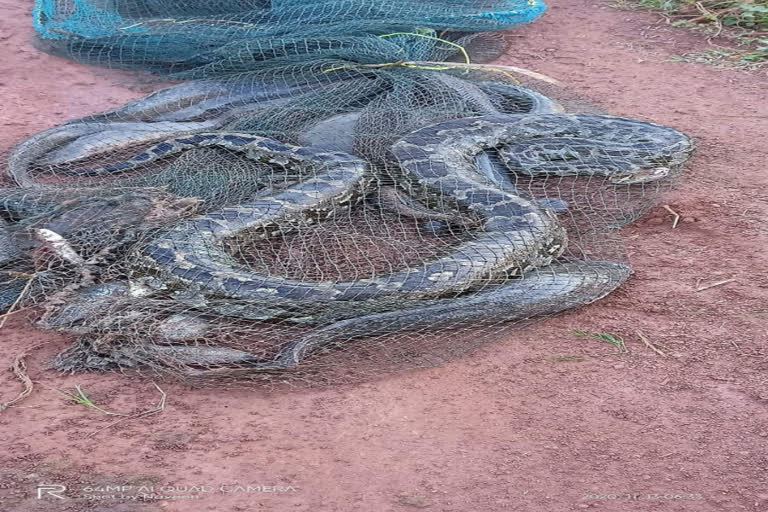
xmin=573 ymin=330 xmax=629 ymax=353
xmin=669 ymin=44 xmax=768 ymax=70
xmin=59 ymin=385 xmax=127 ymax=416
xmin=742 ymin=39 xmax=768 ymax=60
xmin=723 ymin=3 xmax=768 ymax=28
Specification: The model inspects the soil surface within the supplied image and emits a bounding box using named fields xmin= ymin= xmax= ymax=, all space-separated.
xmin=1 ymin=0 xmax=767 ymax=511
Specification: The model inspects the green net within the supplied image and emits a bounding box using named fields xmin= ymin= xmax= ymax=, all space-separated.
xmin=0 ymin=1 xmax=695 ymax=386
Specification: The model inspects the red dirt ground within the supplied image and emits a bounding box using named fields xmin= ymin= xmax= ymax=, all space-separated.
xmin=1 ymin=0 xmax=767 ymax=511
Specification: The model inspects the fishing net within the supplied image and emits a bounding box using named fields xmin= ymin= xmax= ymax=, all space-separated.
xmin=0 ymin=1 xmax=694 ymax=386
xmin=33 ymin=0 xmax=544 ymax=75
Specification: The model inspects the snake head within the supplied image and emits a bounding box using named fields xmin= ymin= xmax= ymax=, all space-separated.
xmin=609 ymin=166 xmax=671 ymax=185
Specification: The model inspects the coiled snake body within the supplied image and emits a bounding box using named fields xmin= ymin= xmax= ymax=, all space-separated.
xmin=60 ymin=113 xmax=691 ymax=311
xmin=134 ymin=129 xmax=566 ymax=306
xmin=11 ymin=113 xmax=693 ymax=372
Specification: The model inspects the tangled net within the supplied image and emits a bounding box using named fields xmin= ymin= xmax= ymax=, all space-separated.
xmin=0 ymin=0 xmax=694 ymax=386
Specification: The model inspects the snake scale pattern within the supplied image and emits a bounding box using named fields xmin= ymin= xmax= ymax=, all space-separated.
xmin=5 ymin=107 xmax=694 ymax=372
xmin=135 ymin=129 xmax=566 ymax=309
xmin=124 ymin=114 xmax=689 ymax=309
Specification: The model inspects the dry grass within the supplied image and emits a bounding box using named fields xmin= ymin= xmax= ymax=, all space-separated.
xmin=614 ymin=0 xmax=768 ymax=68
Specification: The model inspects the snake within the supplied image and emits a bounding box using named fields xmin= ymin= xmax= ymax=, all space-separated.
xmin=393 ymin=113 xmax=694 ymax=185
xmin=157 ymin=112 xmax=689 ymax=371
xmin=19 ymin=113 xmax=691 ymax=308
xmin=126 ymin=130 xmax=564 ymax=307
xmin=6 ymin=110 xmax=693 ymax=373
xmin=6 ymin=77 xmax=558 ymax=186
xmin=48 ymin=260 xmax=631 ymax=375
xmin=200 ymin=113 xmax=689 ymax=371
xmin=185 ymin=260 xmax=633 ymax=375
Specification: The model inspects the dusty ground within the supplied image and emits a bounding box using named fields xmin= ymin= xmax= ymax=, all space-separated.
xmin=1 ymin=0 xmax=767 ymax=510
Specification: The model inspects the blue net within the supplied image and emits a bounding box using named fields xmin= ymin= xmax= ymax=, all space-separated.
xmin=34 ymin=0 xmax=546 ymax=75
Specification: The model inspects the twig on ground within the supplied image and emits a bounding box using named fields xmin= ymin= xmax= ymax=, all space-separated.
xmin=692 ymin=1 xmax=724 ymax=35
xmin=86 ymin=383 xmax=167 ymax=438
xmin=695 ymin=278 xmax=735 ymax=291
xmin=0 ymin=342 xmax=50 ymax=412
xmin=636 ymin=330 xmax=666 ymax=356
xmin=662 ymin=205 xmax=680 ymax=229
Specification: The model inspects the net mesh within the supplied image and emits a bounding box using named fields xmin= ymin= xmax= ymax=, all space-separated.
xmin=0 ymin=0 xmax=694 ymax=386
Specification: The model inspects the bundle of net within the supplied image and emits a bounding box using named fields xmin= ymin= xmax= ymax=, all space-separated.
xmin=32 ymin=0 xmax=547 ymax=75
xmin=1 ymin=6 xmax=695 ymax=386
